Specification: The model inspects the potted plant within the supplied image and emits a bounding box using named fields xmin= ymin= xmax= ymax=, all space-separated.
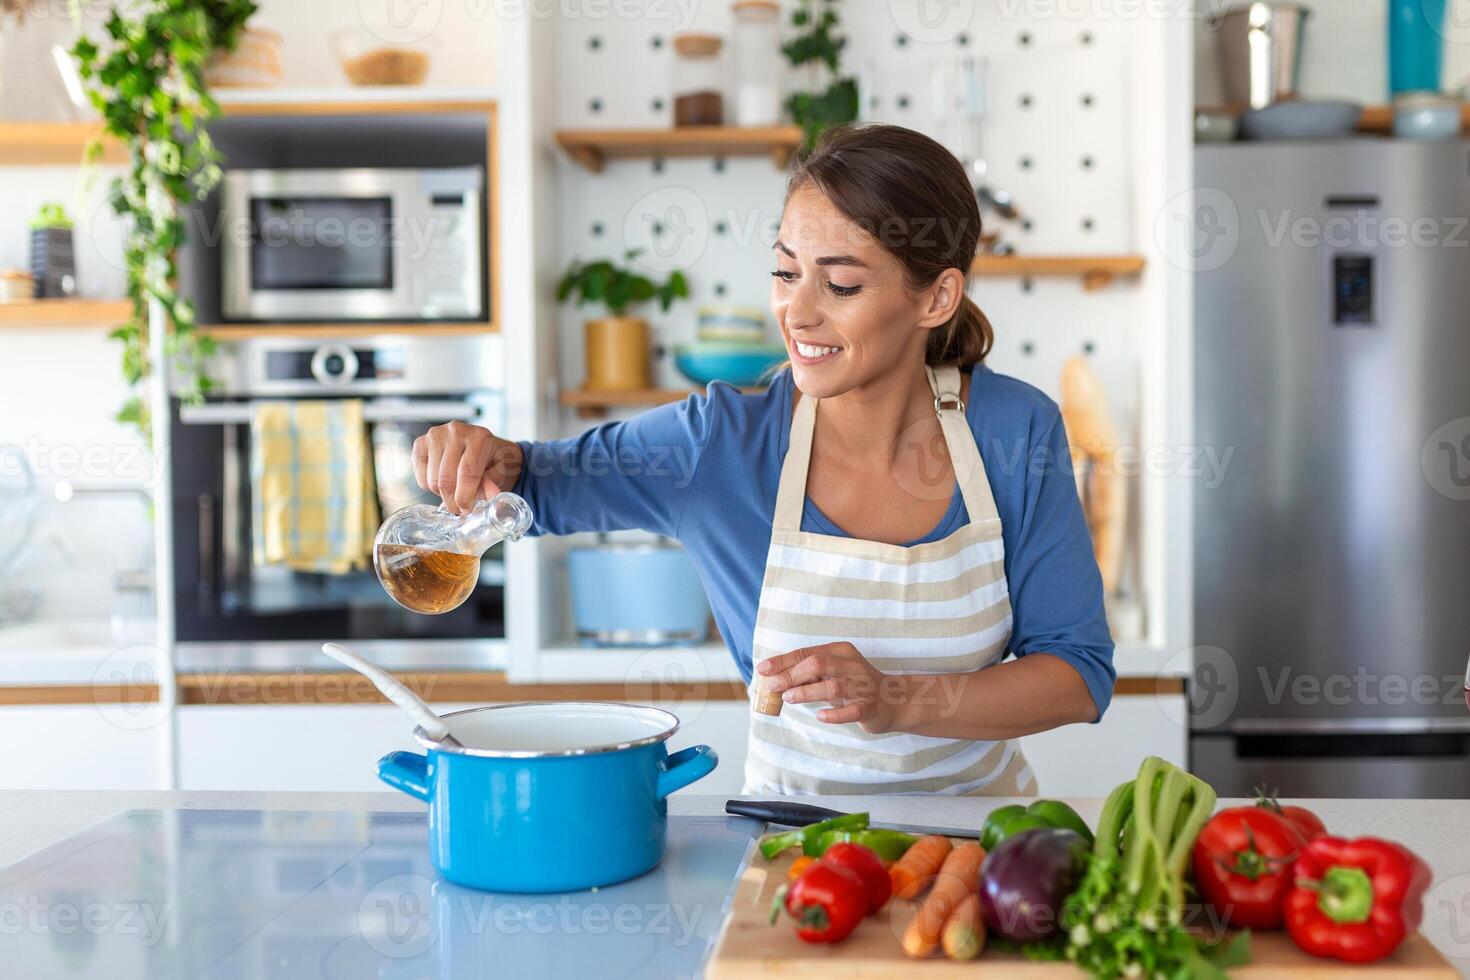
xmin=557 ymin=251 xmax=688 ymax=392
xmin=783 ymin=0 xmax=858 ymax=147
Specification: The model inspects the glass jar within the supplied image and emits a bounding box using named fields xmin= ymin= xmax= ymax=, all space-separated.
xmin=671 ymin=33 xmax=724 ymax=127
xmin=730 ymin=0 xmax=782 ymax=126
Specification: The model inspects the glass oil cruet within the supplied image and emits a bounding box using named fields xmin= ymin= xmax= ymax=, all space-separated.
xmin=373 ymin=492 xmax=533 ymax=614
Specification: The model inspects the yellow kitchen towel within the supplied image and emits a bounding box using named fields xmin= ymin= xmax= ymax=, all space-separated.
xmin=251 ymin=400 xmax=380 ymax=574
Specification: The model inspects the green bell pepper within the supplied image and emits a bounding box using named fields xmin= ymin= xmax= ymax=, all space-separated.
xmin=759 ymin=812 xmax=869 ymax=861
xmin=1025 ymin=799 xmax=1093 ymax=845
xmin=980 ymin=804 xmax=1026 ymax=850
xmin=805 ymin=827 xmax=918 ymax=862
xmin=980 ymin=799 xmax=1095 ymax=850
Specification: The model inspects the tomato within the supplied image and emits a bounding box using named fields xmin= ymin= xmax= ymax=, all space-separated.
xmin=1276 ymin=805 xmax=1327 ymax=843
xmin=1255 ymin=792 xmax=1326 ymax=843
xmin=1192 ymin=806 xmax=1305 ymax=929
xmin=820 ymin=842 xmax=892 ymax=914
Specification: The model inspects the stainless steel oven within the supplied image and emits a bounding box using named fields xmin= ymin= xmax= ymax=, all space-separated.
xmin=169 ymin=336 xmax=506 ymax=670
xmin=219 ymin=167 xmax=484 ymax=322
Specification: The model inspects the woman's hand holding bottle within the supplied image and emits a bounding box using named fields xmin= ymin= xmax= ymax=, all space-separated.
xmin=412 ymin=422 xmax=524 ymax=516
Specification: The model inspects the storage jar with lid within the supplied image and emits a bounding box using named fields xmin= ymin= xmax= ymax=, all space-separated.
xmin=671 ymin=33 xmax=725 ymax=127
xmin=731 ymin=0 xmax=782 ymax=126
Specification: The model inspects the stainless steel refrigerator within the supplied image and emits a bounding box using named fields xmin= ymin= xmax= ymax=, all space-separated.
xmin=1191 ymin=140 xmax=1470 ymax=798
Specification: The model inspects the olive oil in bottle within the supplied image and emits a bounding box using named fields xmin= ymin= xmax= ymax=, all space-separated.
xmin=373 ymin=545 xmax=481 ymax=615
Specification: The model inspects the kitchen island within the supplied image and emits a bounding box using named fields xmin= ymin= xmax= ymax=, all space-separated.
xmin=2 ymin=791 xmax=1467 ymax=977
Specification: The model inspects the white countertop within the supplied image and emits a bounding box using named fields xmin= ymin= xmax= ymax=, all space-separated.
xmin=2 ymin=791 xmax=1466 ymax=975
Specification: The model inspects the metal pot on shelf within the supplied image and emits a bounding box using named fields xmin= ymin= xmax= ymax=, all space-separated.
xmin=569 ymin=536 xmax=711 ymax=646
xmin=1209 ymin=2 xmax=1311 ymax=110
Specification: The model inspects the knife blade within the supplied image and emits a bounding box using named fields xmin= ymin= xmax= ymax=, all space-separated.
xmin=725 ymin=799 xmax=975 ymax=839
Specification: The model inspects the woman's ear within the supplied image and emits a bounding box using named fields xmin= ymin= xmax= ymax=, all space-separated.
xmin=917 ymin=267 xmax=967 ymax=331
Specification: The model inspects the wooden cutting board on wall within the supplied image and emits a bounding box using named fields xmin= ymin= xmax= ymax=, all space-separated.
xmin=707 ymin=838 xmax=1458 ymax=978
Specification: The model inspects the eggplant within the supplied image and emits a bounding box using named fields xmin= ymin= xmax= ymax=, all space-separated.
xmin=978 ymin=827 xmax=1089 ymax=943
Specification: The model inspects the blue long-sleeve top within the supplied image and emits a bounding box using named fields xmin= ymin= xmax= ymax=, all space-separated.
xmin=513 ymin=364 xmax=1117 ymax=718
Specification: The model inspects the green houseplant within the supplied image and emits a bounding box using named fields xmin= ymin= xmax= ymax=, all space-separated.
xmin=71 ymin=0 xmax=257 ymax=433
xmin=783 ymin=0 xmax=858 ymax=147
xmin=558 ymin=251 xmax=688 ymax=391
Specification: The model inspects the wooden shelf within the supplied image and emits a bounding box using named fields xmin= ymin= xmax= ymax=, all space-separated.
xmin=0 ymin=298 xmax=131 ymax=327
xmin=218 ymin=95 xmax=498 ymax=117
xmin=560 ymin=385 xmax=764 ymax=418
xmin=555 ymin=125 xmax=804 ymax=173
xmin=0 ymin=121 xmax=126 ymax=166
xmin=199 ymin=322 xmax=498 ymax=340
xmin=972 ymin=254 xmax=1145 ymax=290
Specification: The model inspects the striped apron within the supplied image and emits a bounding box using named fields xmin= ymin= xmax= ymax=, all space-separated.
xmin=743 ymin=364 xmax=1037 ymax=796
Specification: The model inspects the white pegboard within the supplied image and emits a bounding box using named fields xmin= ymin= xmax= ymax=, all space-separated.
xmin=548 ymin=2 xmax=1146 ymax=436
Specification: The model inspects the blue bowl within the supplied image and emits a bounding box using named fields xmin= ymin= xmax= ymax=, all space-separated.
xmin=674 ymin=343 xmax=787 ymax=387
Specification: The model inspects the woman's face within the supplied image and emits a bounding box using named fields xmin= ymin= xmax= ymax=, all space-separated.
xmin=771 ymin=184 xmax=950 ymax=400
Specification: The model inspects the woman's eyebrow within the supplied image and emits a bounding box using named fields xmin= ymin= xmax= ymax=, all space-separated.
xmin=771 ymin=241 xmax=868 ymax=268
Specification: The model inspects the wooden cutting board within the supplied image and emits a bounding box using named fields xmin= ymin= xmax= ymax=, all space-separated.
xmin=708 ymin=837 xmax=1458 ymax=978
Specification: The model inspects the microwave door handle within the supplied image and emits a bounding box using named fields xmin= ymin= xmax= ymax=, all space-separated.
xmin=178 ymin=402 xmax=482 ymax=425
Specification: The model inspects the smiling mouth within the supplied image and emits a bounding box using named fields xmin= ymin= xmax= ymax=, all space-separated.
xmin=793 ymin=340 xmax=844 ymax=361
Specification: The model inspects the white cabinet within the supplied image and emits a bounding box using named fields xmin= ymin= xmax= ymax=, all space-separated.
xmin=175 ymin=701 xmax=754 ymax=796
xmin=177 ymin=704 xmax=460 ymax=792
xmin=0 ymin=705 xmax=164 ymax=789
xmin=1020 ymin=694 xmax=1189 ymax=797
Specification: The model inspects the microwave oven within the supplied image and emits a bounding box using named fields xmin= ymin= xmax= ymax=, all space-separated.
xmin=219 ymin=167 xmax=484 ymax=322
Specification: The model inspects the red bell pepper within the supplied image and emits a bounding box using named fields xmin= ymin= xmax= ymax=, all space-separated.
xmin=819 ymin=842 xmax=892 ymax=914
xmin=1192 ymin=806 xmax=1304 ymax=929
xmin=1285 ymin=836 xmax=1431 ymax=963
xmin=770 ymin=861 xmax=867 ymax=943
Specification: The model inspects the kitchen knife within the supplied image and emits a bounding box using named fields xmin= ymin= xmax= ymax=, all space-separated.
xmin=725 ymin=800 xmax=975 ymax=839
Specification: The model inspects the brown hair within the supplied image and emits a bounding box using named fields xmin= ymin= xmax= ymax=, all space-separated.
xmin=785 ymin=124 xmax=993 ymax=368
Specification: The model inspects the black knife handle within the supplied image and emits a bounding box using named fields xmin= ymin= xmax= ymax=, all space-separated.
xmin=725 ymin=799 xmax=849 ymax=827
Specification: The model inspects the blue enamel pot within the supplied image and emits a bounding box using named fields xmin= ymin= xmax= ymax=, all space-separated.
xmin=377 ymin=702 xmax=717 ymax=893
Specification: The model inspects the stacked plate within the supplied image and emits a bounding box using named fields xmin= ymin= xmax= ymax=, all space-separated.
xmin=674 ymin=305 xmax=786 ymax=387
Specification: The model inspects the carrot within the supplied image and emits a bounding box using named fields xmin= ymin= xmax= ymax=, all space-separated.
xmin=902 ymin=841 xmax=984 ymax=958
xmin=889 ymin=834 xmax=952 ymax=901
xmin=786 ymin=855 xmax=816 ymax=882
xmin=940 ymin=892 xmax=986 ymax=960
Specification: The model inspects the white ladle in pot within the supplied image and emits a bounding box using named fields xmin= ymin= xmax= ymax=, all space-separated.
xmin=321 ymin=642 xmax=460 ymax=746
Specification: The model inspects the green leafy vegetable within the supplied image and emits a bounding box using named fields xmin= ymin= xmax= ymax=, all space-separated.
xmin=1061 ymin=756 xmax=1249 ymax=979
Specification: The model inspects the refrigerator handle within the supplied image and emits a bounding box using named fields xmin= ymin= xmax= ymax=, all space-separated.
xmin=1233 ymin=732 xmax=1470 ymax=759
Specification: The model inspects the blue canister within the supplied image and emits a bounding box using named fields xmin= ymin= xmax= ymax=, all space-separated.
xmin=377 ymin=702 xmax=716 ymax=893
xmin=1388 ymin=0 xmax=1446 ymax=94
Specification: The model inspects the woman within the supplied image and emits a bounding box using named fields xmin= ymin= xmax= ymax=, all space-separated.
xmin=414 ymin=124 xmax=1114 ymax=796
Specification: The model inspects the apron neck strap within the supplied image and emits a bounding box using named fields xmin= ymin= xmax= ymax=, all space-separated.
xmin=773 ymin=365 xmax=999 ymax=532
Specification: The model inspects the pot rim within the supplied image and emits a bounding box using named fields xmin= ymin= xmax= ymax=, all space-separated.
xmin=413 ymin=701 xmax=681 ymax=758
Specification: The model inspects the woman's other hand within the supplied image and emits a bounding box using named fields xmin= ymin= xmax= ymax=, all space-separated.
xmin=757 ymin=642 xmax=900 ymax=733
xmin=412 ymin=422 xmax=524 ymax=515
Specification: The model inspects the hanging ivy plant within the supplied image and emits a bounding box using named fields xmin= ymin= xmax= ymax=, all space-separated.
xmin=71 ymin=0 xmax=257 ymax=434
xmin=782 ymin=0 xmax=858 ymax=148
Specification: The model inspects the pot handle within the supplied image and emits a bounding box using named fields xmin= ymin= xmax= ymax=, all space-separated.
xmin=657 ymin=744 xmax=718 ymax=800
xmin=377 ymin=750 xmax=431 ymax=802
